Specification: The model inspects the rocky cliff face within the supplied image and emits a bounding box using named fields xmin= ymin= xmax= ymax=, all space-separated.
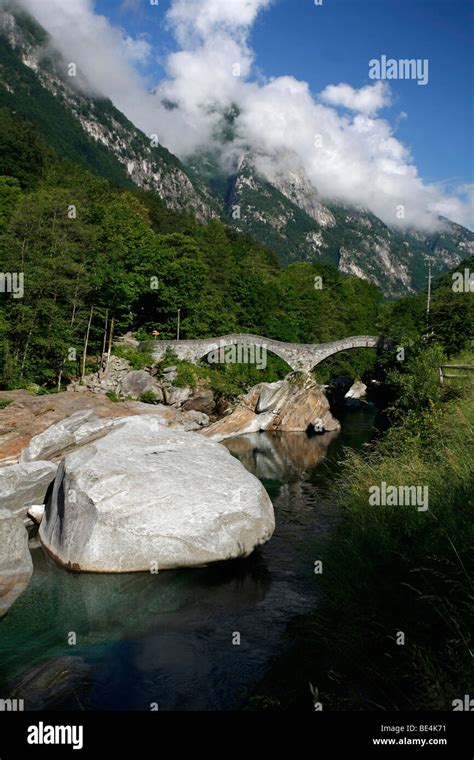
xmin=219 ymin=155 xmax=473 ymax=297
xmin=187 ymin=145 xmax=474 ymax=297
xmin=0 ymin=8 xmax=213 ymax=221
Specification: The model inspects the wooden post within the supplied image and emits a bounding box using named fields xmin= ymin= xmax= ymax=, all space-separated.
xmin=81 ymin=305 xmax=94 ymax=382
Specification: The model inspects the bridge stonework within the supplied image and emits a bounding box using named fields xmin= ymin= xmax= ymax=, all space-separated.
xmin=147 ymin=334 xmax=384 ymax=373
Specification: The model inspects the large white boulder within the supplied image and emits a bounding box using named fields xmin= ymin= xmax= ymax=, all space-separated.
xmin=0 ymin=460 xmax=57 ymax=516
xmin=0 ymin=508 xmax=33 ymax=617
xmin=39 ymin=415 xmax=275 ymax=572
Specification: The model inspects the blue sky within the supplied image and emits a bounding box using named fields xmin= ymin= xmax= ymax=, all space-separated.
xmin=96 ymin=0 xmax=473 ymax=189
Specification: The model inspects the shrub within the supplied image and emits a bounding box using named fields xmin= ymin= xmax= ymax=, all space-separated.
xmin=106 ymin=391 xmax=121 ymax=403
xmin=139 ymin=390 xmax=160 ymax=405
xmin=114 ymin=345 xmax=153 ymax=371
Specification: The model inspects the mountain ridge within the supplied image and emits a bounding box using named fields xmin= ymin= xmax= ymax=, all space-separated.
xmin=1 ymin=6 xmax=472 ymax=297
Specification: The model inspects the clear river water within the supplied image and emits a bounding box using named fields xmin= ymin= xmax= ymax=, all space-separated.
xmin=0 ymin=406 xmax=377 ymax=711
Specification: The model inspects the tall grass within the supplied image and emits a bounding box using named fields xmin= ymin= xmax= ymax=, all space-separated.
xmin=313 ymin=357 xmax=474 ymax=709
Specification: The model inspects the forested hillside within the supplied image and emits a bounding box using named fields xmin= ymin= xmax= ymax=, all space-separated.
xmin=0 ymin=108 xmax=386 ymax=390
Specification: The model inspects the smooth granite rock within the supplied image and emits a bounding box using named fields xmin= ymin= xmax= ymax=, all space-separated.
xmin=20 ymin=411 xmax=121 ymax=463
xmin=0 ymin=508 xmax=33 ymax=617
xmin=345 ymin=380 xmax=367 ymax=400
xmin=163 ymin=386 xmax=192 ymax=407
xmin=0 ymin=461 xmax=57 ymax=516
xmin=39 ymin=415 xmax=275 ymax=572
xmin=118 ymin=371 xmax=163 ymax=401
xmin=203 ymin=373 xmax=340 ymax=441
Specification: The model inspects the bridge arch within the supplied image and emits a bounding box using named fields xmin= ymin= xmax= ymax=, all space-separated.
xmin=196 ymin=334 xmax=296 ymax=370
xmin=147 ymin=334 xmax=385 ymax=373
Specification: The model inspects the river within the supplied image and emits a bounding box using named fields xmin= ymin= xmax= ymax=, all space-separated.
xmin=0 ymin=406 xmax=377 ymax=711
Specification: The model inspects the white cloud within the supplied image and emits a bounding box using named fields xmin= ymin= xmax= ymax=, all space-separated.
xmin=12 ymin=0 xmax=473 ymax=232
xmin=15 ymin=0 xmax=150 ymax=102
xmin=320 ymin=81 xmax=392 ymax=115
xmin=166 ymin=0 xmax=272 ymax=45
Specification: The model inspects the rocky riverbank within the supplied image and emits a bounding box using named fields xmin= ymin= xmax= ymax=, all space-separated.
xmin=0 ymin=363 xmax=343 ymax=617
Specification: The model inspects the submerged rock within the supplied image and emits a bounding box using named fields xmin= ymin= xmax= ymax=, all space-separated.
xmin=225 ymin=430 xmax=339 ymax=481
xmin=0 ymin=508 xmax=33 ymax=617
xmin=9 ymin=656 xmax=93 ymax=710
xmin=203 ymin=373 xmax=340 ymax=442
xmin=39 ymin=415 xmax=274 ymax=572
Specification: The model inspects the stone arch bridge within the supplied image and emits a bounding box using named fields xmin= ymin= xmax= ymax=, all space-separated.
xmin=147 ymin=334 xmax=387 ymax=374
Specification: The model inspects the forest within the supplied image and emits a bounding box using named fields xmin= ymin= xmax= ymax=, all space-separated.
xmin=0 ymin=107 xmax=472 ymax=392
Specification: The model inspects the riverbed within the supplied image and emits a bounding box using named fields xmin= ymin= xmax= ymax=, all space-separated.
xmin=0 ymin=406 xmax=377 ymax=711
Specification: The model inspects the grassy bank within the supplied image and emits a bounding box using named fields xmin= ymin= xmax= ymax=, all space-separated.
xmin=246 ymin=349 xmax=474 ymax=711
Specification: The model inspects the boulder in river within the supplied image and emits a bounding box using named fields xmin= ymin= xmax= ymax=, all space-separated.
xmin=344 ymin=380 xmax=368 ymax=407
xmin=0 ymin=460 xmax=57 ymax=516
xmin=9 ymin=656 xmax=93 ymax=710
xmin=39 ymin=415 xmax=275 ymax=572
xmin=203 ymin=372 xmax=340 ymax=442
xmin=0 ymin=508 xmax=33 ymax=617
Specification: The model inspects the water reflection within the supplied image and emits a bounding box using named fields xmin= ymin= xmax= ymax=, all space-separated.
xmin=224 ymin=430 xmax=339 ymax=482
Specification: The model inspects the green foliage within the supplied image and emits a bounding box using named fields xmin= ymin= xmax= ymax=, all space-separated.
xmin=173 ymin=362 xmax=199 ymax=389
xmin=387 ymin=344 xmax=445 ymax=419
xmin=0 ymin=108 xmax=51 ymax=189
xmin=0 ymin=399 xmax=13 ymax=409
xmin=0 ymin=176 xmax=22 ymax=233
xmin=105 ymin=391 xmax=121 ymax=403
xmin=139 ymin=390 xmax=160 ymax=405
xmin=114 ymin=345 xmax=153 ymax=371
xmin=0 ymin=108 xmax=388 ymax=390
xmin=311 ymin=357 xmax=474 ymax=709
xmin=380 ymin=256 xmax=474 ymax=355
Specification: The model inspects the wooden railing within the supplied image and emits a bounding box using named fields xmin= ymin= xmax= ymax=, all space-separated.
xmin=439 ymin=365 xmax=474 ymax=384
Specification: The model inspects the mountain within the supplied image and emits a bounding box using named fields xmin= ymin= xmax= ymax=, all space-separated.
xmin=186 ymin=148 xmax=474 ymax=298
xmin=1 ymin=6 xmax=472 ymax=296
xmin=0 ymin=6 xmax=213 ymax=221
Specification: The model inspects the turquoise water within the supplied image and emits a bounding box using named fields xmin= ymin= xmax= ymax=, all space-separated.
xmin=0 ymin=407 xmax=377 ymax=711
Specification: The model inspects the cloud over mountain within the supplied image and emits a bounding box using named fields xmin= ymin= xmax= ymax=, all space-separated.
xmin=14 ymin=0 xmax=473 ymax=232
